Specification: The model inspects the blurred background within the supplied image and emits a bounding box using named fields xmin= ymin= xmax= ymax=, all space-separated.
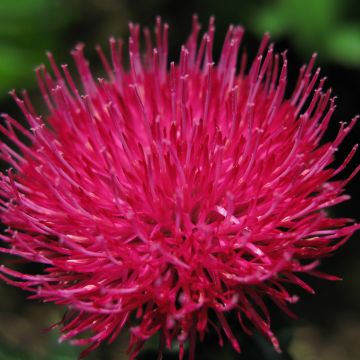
xmin=0 ymin=0 xmax=359 ymax=359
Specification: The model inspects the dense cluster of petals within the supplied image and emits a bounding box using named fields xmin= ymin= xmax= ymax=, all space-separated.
xmin=0 ymin=17 xmax=359 ymax=359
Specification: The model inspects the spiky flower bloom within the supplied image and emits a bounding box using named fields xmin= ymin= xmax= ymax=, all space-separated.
xmin=0 ymin=17 xmax=359 ymax=359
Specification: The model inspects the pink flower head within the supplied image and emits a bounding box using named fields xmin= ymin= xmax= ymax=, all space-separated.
xmin=0 ymin=16 xmax=359 ymax=359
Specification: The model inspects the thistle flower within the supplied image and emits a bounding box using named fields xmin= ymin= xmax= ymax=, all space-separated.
xmin=0 ymin=16 xmax=359 ymax=359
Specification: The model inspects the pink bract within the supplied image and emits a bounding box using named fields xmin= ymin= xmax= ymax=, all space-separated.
xmin=0 ymin=16 xmax=359 ymax=359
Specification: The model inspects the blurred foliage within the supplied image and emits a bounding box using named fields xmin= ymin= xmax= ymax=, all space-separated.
xmin=0 ymin=337 xmax=79 ymax=360
xmin=252 ymin=0 xmax=360 ymax=67
xmin=0 ymin=0 xmax=80 ymax=95
xmin=0 ymin=0 xmax=359 ymax=99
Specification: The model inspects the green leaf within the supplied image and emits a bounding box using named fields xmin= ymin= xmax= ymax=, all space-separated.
xmin=325 ymin=26 xmax=360 ymax=67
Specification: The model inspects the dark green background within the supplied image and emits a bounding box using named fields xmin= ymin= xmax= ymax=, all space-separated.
xmin=0 ymin=0 xmax=359 ymax=359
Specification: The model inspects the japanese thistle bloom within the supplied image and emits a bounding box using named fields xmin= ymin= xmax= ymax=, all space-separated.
xmin=0 ymin=17 xmax=359 ymax=359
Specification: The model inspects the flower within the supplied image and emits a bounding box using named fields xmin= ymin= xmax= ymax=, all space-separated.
xmin=0 ymin=16 xmax=359 ymax=359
